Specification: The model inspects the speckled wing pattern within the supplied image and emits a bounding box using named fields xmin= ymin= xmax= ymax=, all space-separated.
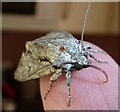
xmin=14 ymin=32 xmax=80 ymax=81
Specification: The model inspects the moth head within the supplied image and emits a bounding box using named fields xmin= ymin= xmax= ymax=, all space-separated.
xmin=69 ymin=54 xmax=91 ymax=71
xmin=73 ymin=62 xmax=90 ymax=71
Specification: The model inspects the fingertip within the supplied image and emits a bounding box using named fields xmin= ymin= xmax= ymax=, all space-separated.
xmin=40 ymin=76 xmax=69 ymax=110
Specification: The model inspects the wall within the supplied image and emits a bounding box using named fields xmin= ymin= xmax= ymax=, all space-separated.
xmin=3 ymin=2 xmax=118 ymax=34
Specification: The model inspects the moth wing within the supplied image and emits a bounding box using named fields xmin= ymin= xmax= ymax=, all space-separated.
xmin=14 ymin=51 xmax=54 ymax=81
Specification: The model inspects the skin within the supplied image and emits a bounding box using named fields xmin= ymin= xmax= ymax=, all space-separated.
xmin=40 ymin=42 xmax=118 ymax=110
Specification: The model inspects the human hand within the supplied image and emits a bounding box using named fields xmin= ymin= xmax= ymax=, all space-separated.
xmin=40 ymin=42 xmax=118 ymax=110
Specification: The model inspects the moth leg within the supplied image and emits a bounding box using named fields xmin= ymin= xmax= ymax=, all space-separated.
xmin=44 ymin=68 xmax=62 ymax=99
xmin=89 ymin=54 xmax=108 ymax=64
xmin=88 ymin=49 xmax=107 ymax=54
xmin=90 ymin=65 xmax=108 ymax=83
xmin=65 ymin=71 xmax=72 ymax=107
xmin=84 ymin=44 xmax=107 ymax=54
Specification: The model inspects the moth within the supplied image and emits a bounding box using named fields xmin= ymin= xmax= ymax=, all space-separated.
xmin=14 ymin=3 xmax=108 ymax=107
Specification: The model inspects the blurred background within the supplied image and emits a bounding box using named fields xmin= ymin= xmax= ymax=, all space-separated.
xmin=2 ymin=2 xmax=118 ymax=111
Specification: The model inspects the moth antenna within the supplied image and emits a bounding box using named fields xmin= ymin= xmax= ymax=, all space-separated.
xmin=81 ymin=2 xmax=90 ymax=51
xmin=89 ymin=65 xmax=108 ymax=83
